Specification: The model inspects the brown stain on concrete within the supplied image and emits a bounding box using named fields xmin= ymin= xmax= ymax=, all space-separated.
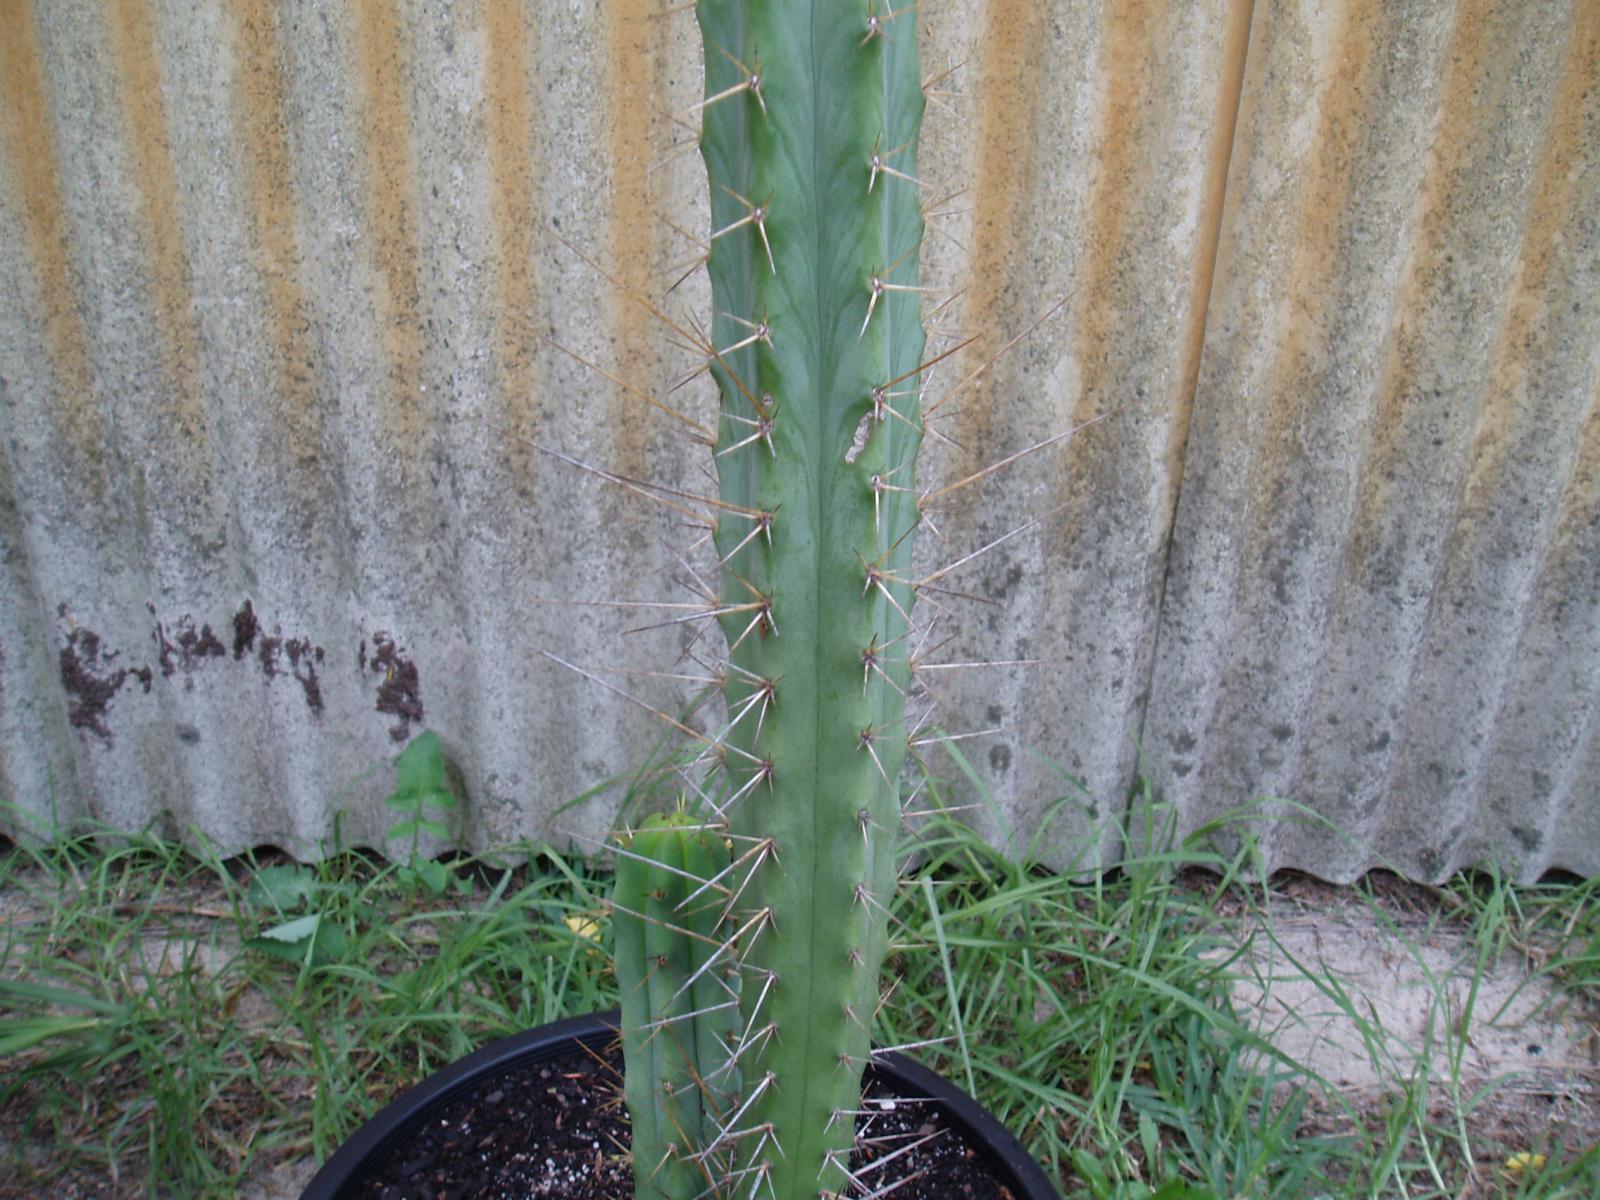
xmin=601 ymin=0 xmax=661 ymax=481
xmin=1464 ymin=3 xmax=1600 ymax=497
xmin=485 ymin=0 xmax=543 ymax=487
xmin=1064 ymin=0 xmax=1161 ymax=514
xmin=1258 ymin=0 xmax=1380 ymax=471
xmin=961 ymin=0 xmax=1047 ymax=464
xmin=1072 ymin=2 xmax=1147 ymax=419
xmin=1169 ymin=0 xmax=1255 ymax=515
xmin=1355 ymin=0 xmax=1492 ymax=515
xmin=231 ymin=0 xmax=325 ymax=481
xmin=0 ymin=0 xmax=106 ymax=488
xmin=351 ymin=0 xmax=430 ymax=464
xmin=110 ymin=0 xmax=207 ymax=454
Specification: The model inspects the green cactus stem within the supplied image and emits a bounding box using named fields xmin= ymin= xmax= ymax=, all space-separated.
xmin=613 ymin=810 xmax=740 ymax=1199
xmin=695 ymin=1 xmax=928 ymax=1196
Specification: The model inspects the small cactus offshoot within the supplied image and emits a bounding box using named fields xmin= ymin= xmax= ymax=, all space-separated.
xmin=612 ymin=810 xmax=740 ymax=1198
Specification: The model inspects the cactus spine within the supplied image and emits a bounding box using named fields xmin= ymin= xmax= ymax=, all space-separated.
xmin=619 ymin=2 xmax=928 ymax=1197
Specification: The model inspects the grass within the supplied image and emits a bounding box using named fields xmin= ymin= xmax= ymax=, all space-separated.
xmin=0 ymin=822 xmax=615 ymax=1194
xmin=0 ymin=789 xmax=1595 ymax=1199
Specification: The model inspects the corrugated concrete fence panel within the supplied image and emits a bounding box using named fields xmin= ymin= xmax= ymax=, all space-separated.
xmin=1 ymin=0 xmax=1596 ymax=880
xmin=1146 ymin=0 xmax=1600 ymax=882
xmin=0 ymin=0 xmax=710 ymax=857
xmin=912 ymin=0 xmax=1251 ymax=867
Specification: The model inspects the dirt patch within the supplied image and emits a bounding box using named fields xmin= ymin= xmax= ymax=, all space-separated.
xmin=368 ymin=632 xmax=423 ymax=742
xmin=57 ymin=625 xmax=152 ymax=744
xmin=1223 ymin=912 xmax=1596 ymax=1093
xmin=230 ymin=600 xmax=326 ymax=714
xmin=151 ymin=609 xmax=226 ymax=682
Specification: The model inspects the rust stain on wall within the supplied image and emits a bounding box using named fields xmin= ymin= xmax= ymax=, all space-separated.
xmin=110 ymin=0 xmax=206 ymax=450
xmin=1071 ymin=1 xmax=1149 ymax=414
xmin=601 ymin=0 xmax=663 ymax=481
xmin=1519 ymin=1 xmax=1600 ymax=314
xmin=231 ymin=0 xmax=325 ymax=480
xmin=1259 ymin=0 xmax=1380 ymax=466
xmin=485 ymin=0 xmax=543 ymax=486
xmin=1075 ymin=2 xmax=1152 ymax=412
xmin=1353 ymin=0 xmax=1492 ymax=532
xmin=231 ymin=600 xmax=326 ymax=714
xmin=151 ymin=611 xmax=225 ymax=681
xmin=368 ymin=631 xmax=422 ymax=741
xmin=1462 ymin=4 xmax=1599 ymax=496
xmin=0 ymin=0 xmax=106 ymax=489
xmin=352 ymin=0 xmax=430 ymax=459
xmin=1062 ymin=0 xmax=1161 ymax=513
xmin=961 ymin=0 xmax=1047 ymax=463
xmin=57 ymin=620 xmax=153 ymax=746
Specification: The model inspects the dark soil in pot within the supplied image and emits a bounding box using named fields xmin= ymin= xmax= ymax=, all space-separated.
xmin=307 ymin=1013 xmax=1059 ymax=1200
xmin=353 ymin=1039 xmax=1016 ymax=1200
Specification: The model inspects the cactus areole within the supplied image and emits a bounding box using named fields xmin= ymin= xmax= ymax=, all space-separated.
xmin=612 ymin=2 xmax=929 ymax=1197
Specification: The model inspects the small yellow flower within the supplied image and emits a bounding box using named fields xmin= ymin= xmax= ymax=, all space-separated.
xmin=1503 ymin=1152 xmax=1546 ymax=1173
xmin=565 ymin=912 xmax=604 ymax=945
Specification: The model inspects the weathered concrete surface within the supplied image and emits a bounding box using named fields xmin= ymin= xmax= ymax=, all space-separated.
xmin=1145 ymin=0 xmax=1600 ymax=882
xmin=0 ymin=0 xmax=708 ymax=859
xmin=912 ymin=0 xmax=1255 ymax=868
xmin=0 ymin=0 xmax=1595 ymax=880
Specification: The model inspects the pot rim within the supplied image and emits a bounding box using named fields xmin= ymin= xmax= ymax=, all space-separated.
xmin=301 ymin=1009 xmax=1060 ymax=1200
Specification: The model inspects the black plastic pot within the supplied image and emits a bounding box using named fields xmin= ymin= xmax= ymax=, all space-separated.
xmin=302 ymin=1009 xmax=1059 ymax=1199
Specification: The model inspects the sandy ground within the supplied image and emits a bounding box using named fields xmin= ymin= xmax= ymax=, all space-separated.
xmin=1206 ymin=873 xmax=1599 ymax=1161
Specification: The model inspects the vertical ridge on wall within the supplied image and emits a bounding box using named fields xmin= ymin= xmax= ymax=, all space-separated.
xmin=112 ymin=0 xmax=244 ymax=840
xmin=1533 ymin=373 xmax=1600 ymax=862
xmin=1480 ymin=176 xmax=1600 ymax=859
xmin=1260 ymin=0 xmax=1510 ymax=870
xmin=232 ymin=0 xmax=331 ymax=530
xmin=1170 ymin=0 xmax=1255 ymax=497
xmin=918 ymin=0 xmax=1248 ymax=867
xmin=484 ymin=0 xmax=543 ymax=492
xmin=352 ymin=0 xmax=432 ymax=498
xmin=1378 ymin=5 xmax=1600 ymax=874
xmin=111 ymin=0 xmax=208 ymax=464
xmin=960 ymin=0 xmax=1048 ymax=465
xmin=1056 ymin=0 xmax=1204 ymax=864
xmin=0 ymin=0 xmax=1595 ymax=881
xmin=0 ymin=0 xmax=102 ymax=819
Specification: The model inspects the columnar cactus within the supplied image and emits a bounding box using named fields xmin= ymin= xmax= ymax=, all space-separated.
xmin=615 ymin=2 xmax=929 ymax=1198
